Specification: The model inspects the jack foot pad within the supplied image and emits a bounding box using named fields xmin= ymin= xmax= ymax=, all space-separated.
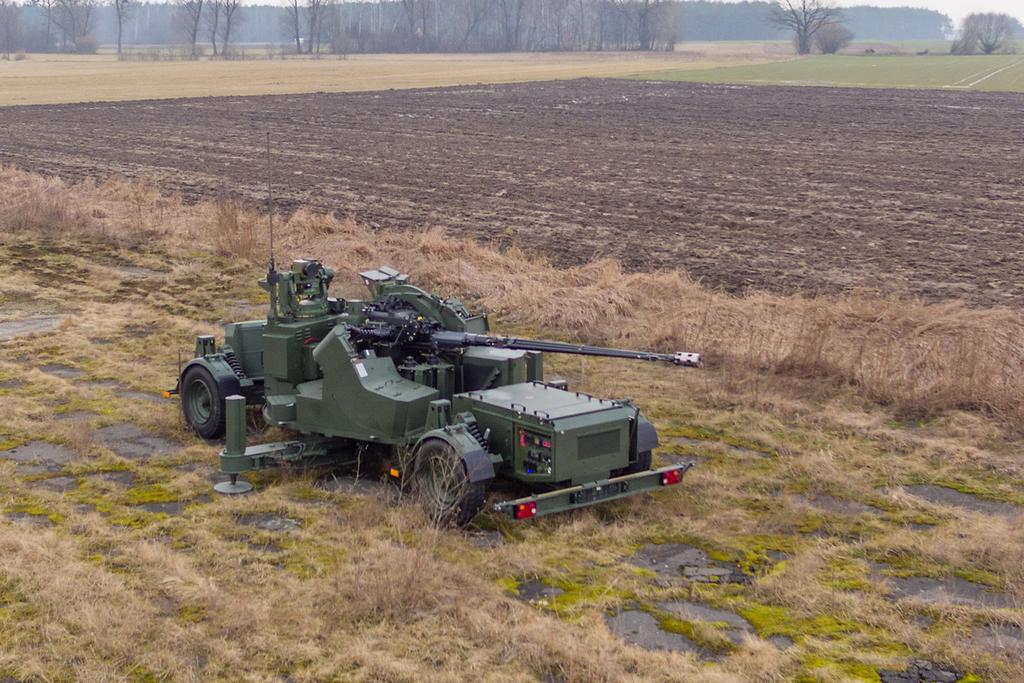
xmin=214 ymin=479 xmax=254 ymax=495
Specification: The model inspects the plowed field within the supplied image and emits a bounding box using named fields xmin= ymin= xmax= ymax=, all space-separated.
xmin=3 ymin=79 xmax=1023 ymax=304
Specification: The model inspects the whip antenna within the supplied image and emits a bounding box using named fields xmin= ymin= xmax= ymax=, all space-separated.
xmin=265 ymin=132 xmax=280 ymax=321
xmin=266 ymin=131 xmax=275 ymax=274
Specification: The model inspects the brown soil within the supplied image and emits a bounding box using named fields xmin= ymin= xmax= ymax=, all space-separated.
xmin=2 ymin=79 xmax=1023 ymax=304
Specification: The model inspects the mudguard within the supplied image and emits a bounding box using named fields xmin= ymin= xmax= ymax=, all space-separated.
xmin=636 ymin=417 xmax=659 ymax=454
xmin=181 ymin=355 xmax=241 ymax=400
xmin=416 ymin=426 xmax=495 ymax=483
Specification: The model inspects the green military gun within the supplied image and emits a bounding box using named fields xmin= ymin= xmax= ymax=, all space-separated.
xmin=172 ymin=259 xmax=700 ymax=525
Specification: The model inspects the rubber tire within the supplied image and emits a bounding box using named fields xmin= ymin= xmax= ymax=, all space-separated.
xmin=632 ymin=449 xmax=653 ymax=472
xmin=181 ymin=365 xmax=226 ymax=439
xmin=413 ymin=439 xmax=487 ymax=528
xmin=613 ymin=450 xmax=653 ymax=478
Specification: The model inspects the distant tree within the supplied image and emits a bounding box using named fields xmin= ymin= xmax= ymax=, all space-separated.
xmin=0 ymin=0 xmax=20 ymax=58
xmin=112 ymin=0 xmax=131 ymax=55
xmin=283 ymin=0 xmax=301 ymax=53
xmin=30 ymin=0 xmax=57 ymax=51
xmin=814 ymin=21 xmax=851 ymax=54
xmin=952 ymin=13 xmax=1016 ymax=55
xmin=605 ymin=0 xmax=671 ymax=50
xmin=623 ymin=0 xmax=667 ymax=51
xmin=52 ymin=0 xmax=98 ymax=52
xmin=177 ymin=0 xmax=204 ymax=57
xmin=769 ymin=0 xmax=842 ymax=55
xmin=454 ymin=0 xmax=492 ymax=50
xmin=839 ymin=5 xmax=950 ymax=42
xmin=496 ymin=0 xmax=527 ymax=50
xmin=220 ymin=0 xmax=242 ymax=55
xmin=305 ymin=0 xmax=328 ymax=53
xmin=206 ymin=0 xmax=220 ymax=54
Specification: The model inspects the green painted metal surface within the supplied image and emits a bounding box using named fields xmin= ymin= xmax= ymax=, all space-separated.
xmin=179 ymin=260 xmax=700 ymax=523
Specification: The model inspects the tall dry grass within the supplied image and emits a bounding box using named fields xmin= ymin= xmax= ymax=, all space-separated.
xmin=3 ymin=165 xmax=1022 ymax=428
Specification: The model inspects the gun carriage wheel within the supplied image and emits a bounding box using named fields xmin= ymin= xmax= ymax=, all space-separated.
xmin=612 ymin=449 xmax=653 ymax=477
xmin=181 ymin=365 xmax=226 ymax=439
xmin=413 ymin=439 xmax=487 ymax=527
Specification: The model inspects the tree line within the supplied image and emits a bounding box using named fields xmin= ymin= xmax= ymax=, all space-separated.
xmin=5 ymin=0 xmax=684 ymax=55
xmin=0 ymin=0 xmax=1017 ymax=59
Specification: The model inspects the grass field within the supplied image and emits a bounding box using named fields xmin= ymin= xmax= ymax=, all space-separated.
xmin=1 ymin=169 xmax=1023 ymax=681
xmin=635 ymin=53 xmax=1024 ymax=92
xmin=0 ymin=47 xmax=782 ymax=106
xmin=7 ymin=44 xmax=1020 ymax=106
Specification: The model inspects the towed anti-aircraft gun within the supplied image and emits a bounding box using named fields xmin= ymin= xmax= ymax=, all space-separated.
xmin=171 ymin=260 xmax=700 ymax=525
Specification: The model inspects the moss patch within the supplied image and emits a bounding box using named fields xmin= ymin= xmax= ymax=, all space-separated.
xmin=123 ymin=484 xmax=179 ymax=505
xmin=799 ymin=654 xmax=882 ymax=682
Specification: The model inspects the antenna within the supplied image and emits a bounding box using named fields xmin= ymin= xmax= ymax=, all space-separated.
xmin=265 ymin=132 xmax=280 ymax=321
xmin=266 ymin=131 xmax=275 ymax=275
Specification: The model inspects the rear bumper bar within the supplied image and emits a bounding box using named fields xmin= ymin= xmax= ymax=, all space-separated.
xmin=493 ymin=462 xmax=693 ymax=519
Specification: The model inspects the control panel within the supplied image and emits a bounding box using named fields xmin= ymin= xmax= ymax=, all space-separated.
xmin=520 ymin=428 xmax=553 ymax=475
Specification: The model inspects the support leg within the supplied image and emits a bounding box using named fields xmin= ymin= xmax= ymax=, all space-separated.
xmin=214 ymin=395 xmax=254 ymax=495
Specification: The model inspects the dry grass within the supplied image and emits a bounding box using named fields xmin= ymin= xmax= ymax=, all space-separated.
xmin=3 ymin=165 xmax=1019 ymax=431
xmin=3 ymin=167 xmax=1024 ymax=681
xmin=0 ymin=171 xmax=98 ymax=234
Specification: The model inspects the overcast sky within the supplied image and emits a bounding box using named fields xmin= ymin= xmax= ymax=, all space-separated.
xmin=836 ymin=1 xmax=1020 ymax=24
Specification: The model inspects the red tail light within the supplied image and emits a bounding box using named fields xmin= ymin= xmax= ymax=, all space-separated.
xmin=514 ymin=501 xmax=537 ymax=519
xmin=661 ymin=469 xmax=683 ymax=486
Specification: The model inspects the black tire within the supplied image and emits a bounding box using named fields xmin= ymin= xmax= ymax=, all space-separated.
xmin=633 ymin=449 xmax=653 ymax=472
xmin=413 ymin=439 xmax=487 ymax=527
xmin=181 ymin=365 xmax=226 ymax=439
xmin=613 ymin=450 xmax=653 ymax=478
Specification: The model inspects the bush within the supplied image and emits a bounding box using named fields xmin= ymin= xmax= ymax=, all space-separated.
xmin=815 ymin=23 xmax=853 ymax=54
xmin=950 ymin=38 xmax=975 ymax=55
xmin=73 ymin=34 xmax=99 ymax=54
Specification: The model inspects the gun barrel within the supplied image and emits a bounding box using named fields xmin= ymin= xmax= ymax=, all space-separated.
xmin=432 ymin=331 xmax=701 ymax=367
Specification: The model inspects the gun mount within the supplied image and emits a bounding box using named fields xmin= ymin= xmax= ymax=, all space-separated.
xmin=172 ymin=262 xmax=699 ymax=526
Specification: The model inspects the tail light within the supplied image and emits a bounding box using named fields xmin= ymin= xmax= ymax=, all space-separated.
xmin=514 ymin=501 xmax=537 ymax=519
xmin=661 ymin=469 xmax=683 ymax=486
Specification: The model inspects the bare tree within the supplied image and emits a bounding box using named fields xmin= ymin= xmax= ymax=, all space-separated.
xmin=0 ymin=0 xmax=19 ymax=58
xmin=306 ymin=0 xmax=329 ymax=53
xmin=953 ymin=13 xmax=1016 ymax=55
xmin=605 ymin=0 xmax=669 ymax=50
xmin=544 ymin=0 xmax=571 ymax=49
xmin=52 ymin=0 xmax=98 ymax=52
xmin=220 ymin=0 xmax=242 ymax=55
xmin=496 ymin=0 xmax=527 ymax=50
xmin=631 ymin=0 xmax=665 ymax=50
xmin=454 ymin=0 xmax=491 ymax=50
xmin=769 ymin=0 xmax=842 ymax=55
xmin=814 ymin=21 xmax=852 ymax=54
xmin=206 ymin=0 xmax=221 ymax=55
xmin=399 ymin=0 xmax=428 ymax=51
xmin=112 ymin=0 xmax=131 ymax=56
xmin=30 ymin=0 xmax=57 ymax=51
xmin=284 ymin=0 xmax=302 ymax=53
xmin=177 ymin=0 xmax=204 ymax=57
